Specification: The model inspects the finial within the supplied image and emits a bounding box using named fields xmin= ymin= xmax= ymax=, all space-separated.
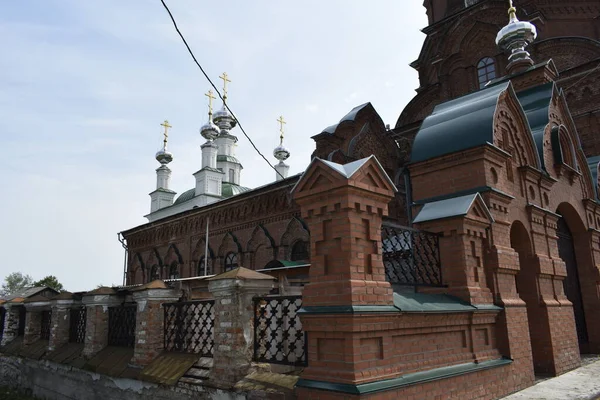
xmin=277 ymin=115 xmax=286 ymax=145
xmin=508 ymin=0 xmax=517 ymax=21
xmin=205 ymin=90 xmax=216 ymax=116
xmin=156 ymin=120 xmax=174 ymax=165
xmin=160 ymin=120 xmax=172 ymax=149
xmin=219 ymin=72 xmax=231 ymax=101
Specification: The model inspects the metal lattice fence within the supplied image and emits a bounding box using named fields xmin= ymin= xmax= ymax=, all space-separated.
xmin=40 ymin=310 xmax=52 ymax=340
xmin=163 ymin=300 xmax=215 ymax=357
xmin=254 ymin=296 xmax=306 ymax=366
xmin=381 ymin=222 xmax=443 ymax=287
xmin=69 ymin=307 xmax=87 ymax=344
xmin=108 ymin=305 xmax=136 ymax=348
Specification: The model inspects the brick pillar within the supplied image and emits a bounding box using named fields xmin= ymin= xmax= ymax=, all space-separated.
xmin=131 ymin=286 xmax=180 ymax=366
xmin=292 ymin=157 xmax=397 ymax=392
xmin=208 ymin=268 xmax=275 ymax=389
xmin=0 ymin=304 xmax=20 ymax=346
xmin=82 ymin=288 xmax=121 ymax=358
xmin=48 ymin=298 xmax=77 ymax=352
xmin=23 ymin=299 xmax=50 ymax=345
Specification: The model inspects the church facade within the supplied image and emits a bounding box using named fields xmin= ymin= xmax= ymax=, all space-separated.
xmin=117 ymin=1 xmax=600 ymax=398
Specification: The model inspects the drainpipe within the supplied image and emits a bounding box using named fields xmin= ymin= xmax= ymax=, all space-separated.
xmin=405 ymin=169 xmax=414 ymax=226
xmin=118 ymin=232 xmax=128 ymax=286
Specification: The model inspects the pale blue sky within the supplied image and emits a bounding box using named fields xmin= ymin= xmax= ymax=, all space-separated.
xmin=0 ymin=1 xmax=428 ymax=291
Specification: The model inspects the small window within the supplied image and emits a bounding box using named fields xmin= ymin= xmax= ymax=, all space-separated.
xmin=229 ymin=169 xmax=235 ymax=183
xmin=477 ymin=57 xmax=496 ymax=88
xmin=224 ymin=252 xmax=238 ymax=271
xmin=291 ymin=240 xmax=310 ymax=261
xmin=169 ymin=262 xmax=180 ymax=279
xmin=198 ymin=255 xmax=213 ymax=276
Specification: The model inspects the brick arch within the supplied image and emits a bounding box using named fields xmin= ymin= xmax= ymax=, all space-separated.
xmin=218 ymin=232 xmax=243 ymax=271
xmin=164 ymin=244 xmax=183 ymax=279
xmin=280 ymin=217 xmax=310 ymax=260
xmin=551 ymin=125 xmax=578 ymax=170
xmin=129 ymin=253 xmax=145 ymax=284
xmin=145 ymin=248 xmax=162 ymax=281
xmin=191 ymin=238 xmax=216 ymax=276
xmin=247 ymin=225 xmax=276 ymax=270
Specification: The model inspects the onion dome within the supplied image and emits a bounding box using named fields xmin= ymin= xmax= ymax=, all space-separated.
xmin=213 ymin=105 xmax=237 ymax=132
xmin=200 ymin=119 xmax=219 ymax=141
xmin=496 ymin=0 xmax=537 ymax=71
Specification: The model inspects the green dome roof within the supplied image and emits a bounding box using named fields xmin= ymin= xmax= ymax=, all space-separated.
xmin=173 ymin=188 xmax=195 ymax=205
xmin=222 ymin=182 xmax=251 ymax=198
xmin=217 ymin=154 xmax=242 ymax=164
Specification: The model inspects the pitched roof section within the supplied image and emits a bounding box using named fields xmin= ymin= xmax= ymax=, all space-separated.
xmin=208 ymin=267 xmax=275 ymax=281
xmin=413 ymin=193 xmax=494 ymax=224
xmin=291 ymin=155 xmax=397 ymax=196
xmin=0 ymin=286 xmax=58 ymax=301
xmin=411 ymin=82 xmax=510 ymax=163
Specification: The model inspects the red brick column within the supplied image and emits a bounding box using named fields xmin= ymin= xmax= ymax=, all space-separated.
xmin=82 ymin=288 xmax=121 ymax=358
xmin=131 ymin=285 xmax=181 ymax=366
xmin=292 ymin=157 xmax=397 ymax=392
xmin=208 ymin=268 xmax=274 ymax=389
xmin=48 ymin=297 xmax=77 ymax=352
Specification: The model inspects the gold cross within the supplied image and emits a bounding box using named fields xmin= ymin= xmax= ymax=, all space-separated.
xmin=219 ymin=72 xmax=231 ymax=99
xmin=160 ymin=120 xmax=172 ymax=146
xmin=205 ymin=90 xmax=216 ymax=115
xmin=277 ymin=115 xmax=286 ymax=143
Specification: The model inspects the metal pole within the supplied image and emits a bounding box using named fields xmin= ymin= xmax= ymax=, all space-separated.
xmin=204 ymin=217 xmax=209 ymax=276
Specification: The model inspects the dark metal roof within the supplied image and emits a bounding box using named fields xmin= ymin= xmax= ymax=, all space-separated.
xmin=411 ymin=82 xmax=510 ymax=163
xmin=1 ymin=286 xmax=58 ymax=301
xmin=413 ymin=193 xmax=492 ymax=224
xmin=317 ymin=102 xmax=371 ymax=136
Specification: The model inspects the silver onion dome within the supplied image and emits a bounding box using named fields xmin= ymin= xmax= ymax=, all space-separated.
xmin=273 ymin=144 xmax=290 ymax=161
xmin=155 ymin=149 xmax=173 ymax=165
xmin=200 ymin=119 xmax=219 ymax=141
xmin=213 ymin=105 xmax=237 ymax=131
xmin=495 ymin=4 xmax=537 ymax=68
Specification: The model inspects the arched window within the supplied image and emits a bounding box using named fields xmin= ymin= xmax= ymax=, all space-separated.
xmin=224 ymin=252 xmax=238 ymax=271
xmin=198 ymin=255 xmax=213 ymax=276
xmin=169 ymin=262 xmax=180 ymax=279
xmin=291 ymin=240 xmax=310 ymax=261
xmin=477 ymin=57 xmax=496 ymax=88
xmin=150 ymin=265 xmax=160 ymax=281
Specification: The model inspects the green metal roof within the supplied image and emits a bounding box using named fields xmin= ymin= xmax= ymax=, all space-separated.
xmin=393 ymin=292 xmax=478 ymax=313
xmin=222 ymin=182 xmax=251 ymax=198
xmin=413 ymin=193 xmax=493 ymax=223
xmin=411 ymin=82 xmax=510 ymax=163
xmin=217 ymin=154 xmax=241 ymax=164
xmin=173 ymin=188 xmax=196 ymax=205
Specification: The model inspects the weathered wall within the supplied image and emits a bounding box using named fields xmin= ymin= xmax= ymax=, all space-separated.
xmin=0 ymin=355 xmax=248 ymax=400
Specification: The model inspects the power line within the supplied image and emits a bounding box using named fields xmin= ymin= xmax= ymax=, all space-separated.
xmin=562 ymin=61 xmax=600 ymax=92
xmin=159 ymin=0 xmax=284 ymax=179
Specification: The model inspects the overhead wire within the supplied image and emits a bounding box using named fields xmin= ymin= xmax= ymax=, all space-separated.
xmin=159 ymin=0 xmax=284 ymax=179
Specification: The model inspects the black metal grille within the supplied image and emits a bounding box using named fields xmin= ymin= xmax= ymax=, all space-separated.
xmin=164 ymin=300 xmax=215 ymax=357
xmin=40 ymin=310 xmax=52 ymax=340
xmin=382 ymin=222 xmax=443 ymax=287
xmin=108 ymin=305 xmax=136 ymax=348
xmin=254 ymin=296 xmax=306 ymax=366
xmin=69 ymin=307 xmax=87 ymax=343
